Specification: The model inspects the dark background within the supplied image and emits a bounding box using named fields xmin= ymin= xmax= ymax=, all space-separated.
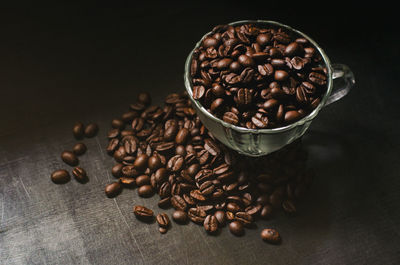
xmin=0 ymin=3 xmax=399 ymax=265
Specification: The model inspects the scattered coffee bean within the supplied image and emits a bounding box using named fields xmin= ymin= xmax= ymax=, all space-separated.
xmin=229 ymin=221 xmax=244 ymax=236
xmin=172 ymin=210 xmax=188 ymax=224
xmin=111 ymin=119 xmax=125 ymax=130
xmin=135 ymin=175 xmax=150 ymax=186
xmin=137 ymin=92 xmax=152 ymax=106
xmin=133 ymin=205 xmax=154 ymax=222
xmin=72 ymin=143 xmax=87 ymax=156
xmin=159 ymin=227 xmax=168 ymax=234
xmin=261 ymin=228 xmax=281 ymax=244
xmin=137 ymin=185 xmax=154 ymax=198
xmin=111 ymin=163 xmax=124 ymax=178
xmin=105 ymin=181 xmax=122 ymax=198
xmin=72 ymin=167 xmax=88 ymax=183
xmin=73 ymin=122 xmax=84 ymax=139
xmin=51 ymin=169 xmax=70 ymax=184
xmin=204 ymin=215 xmax=218 ymax=234
xmin=214 ymin=211 xmax=226 ymax=227
xmin=156 ymin=213 xmax=170 ymax=228
xmin=120 ymin=177 xmax=135 ymax=187
xmin=61 ymin=151 xmax=78 ymax=166
xmin=84 ymin=123 xmax=99 ymax=138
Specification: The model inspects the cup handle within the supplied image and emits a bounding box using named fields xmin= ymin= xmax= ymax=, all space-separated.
xmin=325 ymin=64 xmax=355 ymax=106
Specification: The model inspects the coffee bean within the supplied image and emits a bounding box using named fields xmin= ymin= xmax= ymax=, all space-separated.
xmin=159 ymin=227 xmax=168 ymax=234
xmin=148 ymin=155 xmax=162 ymax=171
xmin=138 ymin=185 xmax=154 ymax=198
xmin=84 ymin=123 xmax=99 ymax=138
xmin=274 ymin=70 xmax=289 ymax=81
xmin=260 ymin=204 xmax=273 ymax=219
xmin=133 ymin=154 xmax=149 ymax=172
xmin=107 ymin=138 xmax=120 ymax=155
xmin=235 ymin=212 xmax=253 ymax=226
xmin=175 ymin=128 xmax=189 ymax=145
xmin=61 ymin=151 xmax=78 ymax=166
xmin=158 ymin=197 xmax=171 ymax=209
xmin=282 ymin=199 xmax=297 ymax=214
xmin=105 ymin=182 xmax=122 ymax=198
xmin=223 ymin=112 xmax=239 ymax=125
xmin=229 ymin=221 xmax=244 ymax=236
xmin=284 ymin=110 xmax=302 ymax=123
xmin=51 ymin=169 xmax=70 ymax=184
xmin=137 ymin=92 xmax=152 ymax=106
xmin=135 ymin=175 xmax=150 ymax=186
xmin=133 ymin=205 xmax=154 ymax=222
xmin=172 ymin=210 xmax=188 ymax=224
xmin=72 ymin=167 xmax=87 ymax=183
xmin=72 ymin=143 xmax=87 ymax=156
xmin=309 ymin=71 xmax=327 ymax=85
xmin=156 ymin=213 xmax=170 ymax=228
xmin=73 ymin=122 xmax=85 ymax=139
xmin=261 ymin=228 xmax=281 ymax=244
xmin=171 ymin=195 xmax=187 ymax=211
xmin=122 ymin=165 xmax=139 ymax=177
xmin=238 ymin=54 xmax=254 ymax=67
xmin=192 ymin=85 xmax=206 ymax=100
xmin=167 ymin=155 xmax=185 ymax=172
xmin=111 ymin=119 xmax=125 ymax=130
xmin=256 ymin=33 xmax=271 ymax=46
xmin=120 ymin=177 xmax=135 ymax=187
xmin=188 ymin=207 xmax=207 ymax=223
xmin=111 ymin=163 xmax=123 ymax=178
xmin=214 ymin=211 xmax=226 ymax=227
xmin=204 ymin=215 xmax=218 ymax=234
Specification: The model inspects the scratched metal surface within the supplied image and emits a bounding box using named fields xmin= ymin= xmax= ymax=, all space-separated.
xmin=0 ymin=5 xmax=399 ymax=265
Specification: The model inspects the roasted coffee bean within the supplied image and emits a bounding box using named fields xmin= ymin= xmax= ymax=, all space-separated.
xmin=223 ymin=112 xmax=239 ymax=125
xmin=167 ymin=155 xmax=184 ymax=172
xmin=229 ymin=221 xmax=244 ymax=236
xmin=158 ymin=197 xmax=171 ymax=209
xmin=156 ymin=213 xmax=170 ymax=228
xmin=171 ymin=195 xmax=187 ymax=211
xmin=164 ymin=121 xmax=179 ymax=141
xmin=73 ymin=122 xmax=84 ymax=139
xmin=72 ymin=143 xmax=87 ymax=156
xmin=107 ymin=128 xmax=120 ymax=139
xmin=258 ymin=63 xmax=274 ymax=76
xmin=274 ymin=70 xmax=289 ymax=81
xmin=148 ymin=154 xmax=162 ymax=171
xmin=175 ymin=128 xmax=189 ymax=145
xmin=137 ymin=92 xmax=152 ymax=106
xmin=282 ymin=199 xmax=297 ymax=214
xmin=105 ymin=182 xmax=122 ymax=198
xmin=111 ymin=119 xmax=125 ymax=130
xmin=172 ymin=210 xmax=188 ymax=224
xmin=226 ymin=202 xmax=241 ymax=213
xmin=112 ymin=163 xmax=124 ymax=178
xmin=284 ymin=110 xmax=302 ymax=123
xmin=72 ymin=167 xmax=87 ymax=183
xmin=107 ymin=138 xmax=120 ymax=155
xmin=135 ymin=175 xmax=150 ymax=186
xmin=214 ymin=211 xmax=226 ymax=227
xmin=261 ymin=228 xmax=281 ymax=244
xmin=159 ymin=227 xmax=168 ymax=234
xmin=51 ymin=169 xmax=70 ymax=184
xmin=309 ymin=71 xmax=327 ymax=85
xmin=133 ymin=205 xmax=154 ymax=222
xmin=235 ymin=212 xmax=253 ymax=226
xmin=193 ymin=86 xmax=205 ymax=100
xmin=124 ymin=138 xmax=137 ymax=154
xmin=133 ymin=154 xmax=149 ymax=172
xmin=120 ymin=177 xmax=135 ymax=187
xmin=188 ymin=207 xmax=207 ymax=223
xmin=61 ymin=151 xmax=78 ymax=166
xmin=122 ymin=165 xmax=139 ymax=177
xmin=137 ymin=185 xmax=154 ymax=198
xmin=204 ymin=215 xmax=218 ymax=234
xmin=84 ymin=123 xmax=99 ymax=138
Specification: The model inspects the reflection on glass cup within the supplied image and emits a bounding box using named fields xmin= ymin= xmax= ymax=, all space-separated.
xmin=184 ymin=20 xmax=355 ymax=157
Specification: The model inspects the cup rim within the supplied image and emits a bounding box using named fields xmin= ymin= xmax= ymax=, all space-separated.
xmin=184 ymin=20 xmax=333 ymax=134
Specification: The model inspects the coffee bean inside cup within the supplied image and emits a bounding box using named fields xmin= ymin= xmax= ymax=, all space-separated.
xmin=190 ymin=23 xmax=328 ymax=129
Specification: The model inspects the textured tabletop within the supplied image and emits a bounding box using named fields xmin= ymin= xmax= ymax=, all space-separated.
xmin=0 ymin=4 xmax=399 ymax=265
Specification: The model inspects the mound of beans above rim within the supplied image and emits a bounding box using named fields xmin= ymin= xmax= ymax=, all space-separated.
xmin=190 ymin=23 xmax=328 ymax=129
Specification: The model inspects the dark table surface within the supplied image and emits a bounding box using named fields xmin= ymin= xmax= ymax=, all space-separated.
xmin=1 ymin=4 xmax=399 ymax=265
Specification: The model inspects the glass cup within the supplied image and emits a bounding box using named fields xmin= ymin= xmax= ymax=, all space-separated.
xmin=184 ymin=20 xmax=355 ymax=157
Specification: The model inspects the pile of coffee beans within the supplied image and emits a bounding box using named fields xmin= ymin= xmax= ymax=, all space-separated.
xmin=190 ymin=23 xmax=327 ymax=129
xmin=50 ymin=122 xmax=98 ymax=184
xmin=103 ymin=91 xmax=313 ymax=242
